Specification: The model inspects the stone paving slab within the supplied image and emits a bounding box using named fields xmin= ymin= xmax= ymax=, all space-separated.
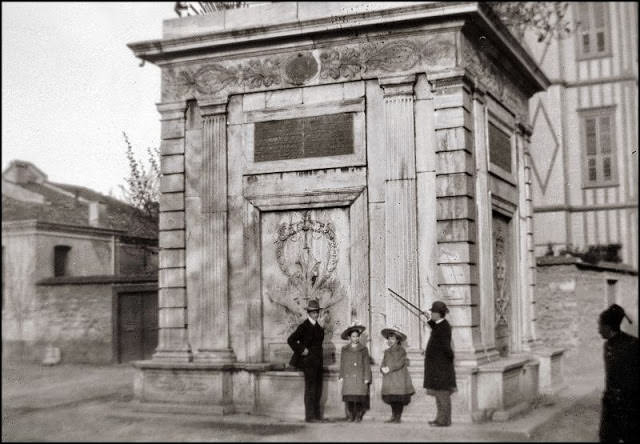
xmin=2 ymin=361 xmax=603 ymax=442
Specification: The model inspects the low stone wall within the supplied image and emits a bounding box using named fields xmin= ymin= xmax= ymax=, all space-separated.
xmin=535 ymin=257 xmax=638 ymax=374
xmin=2 ymin=283 xmax=114 ymax=364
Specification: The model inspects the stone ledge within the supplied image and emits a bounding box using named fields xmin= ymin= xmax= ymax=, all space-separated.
xmin=122 ymin=400 xmax=234 ymax=416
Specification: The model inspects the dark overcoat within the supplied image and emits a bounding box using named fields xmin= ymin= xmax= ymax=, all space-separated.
xmin=339 ymin=343 xmax=372 ymax=396
xmin=287 ymin=319 xmax=324 ymax=369
xmin=423 ymin=319 xmax=457 ymax=391
xmin=381 ymin=344 xmax=415 ymax=396
xmin=600 ymin=330 xmax=640 ymax=442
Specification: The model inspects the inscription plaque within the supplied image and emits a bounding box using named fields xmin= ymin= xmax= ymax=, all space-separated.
xmin=489 ymin=123 xmax=512 ymax=173
xmin=254 ymin=113 xmax=354 ymax=162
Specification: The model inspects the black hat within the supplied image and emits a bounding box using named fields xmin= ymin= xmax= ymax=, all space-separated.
xmin=599 ymin=304 xmax=632 ymax=328
xmin=305 ymin=299 xmax=322 ymax=312
xmin=429 ymin=300 xmax=449 ymax=316
xmin=341 ymin=322 xmax=366 ymax=340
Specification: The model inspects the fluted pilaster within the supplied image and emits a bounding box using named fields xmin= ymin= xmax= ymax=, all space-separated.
xmin=196 ymin=98 xmax=236 ymax=363
xmin=379 ymin=75 xmax=420 ymax=348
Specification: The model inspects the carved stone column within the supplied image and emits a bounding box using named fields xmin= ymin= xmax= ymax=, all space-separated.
xmin=195 ymin=97 xmax=236 ymax=363
xmin=379 ymin=75 xmax=420 ymax=349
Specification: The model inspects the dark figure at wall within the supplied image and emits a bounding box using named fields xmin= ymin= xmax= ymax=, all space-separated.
xmin=288 ymin=299 xmax=325 ymax=423
xmin=423 ymin=300 xmax=457 ymax=427
xmin=598 ymin=303 xmax=640 ymax=443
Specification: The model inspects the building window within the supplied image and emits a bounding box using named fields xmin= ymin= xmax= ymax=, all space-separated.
xmin=54 ymin=245 xmax=71 ymax=277
xmin=575 ymin=3 xmax=611 ymax=59
xmin=580 ymin=107 xmax=618 ymax=188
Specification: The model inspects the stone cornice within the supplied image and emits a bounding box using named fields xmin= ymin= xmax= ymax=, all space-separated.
xmin=128 ymin=2 xmax=547 ymax=98
xmin=128 ymin=3 xmax=477 ymax=64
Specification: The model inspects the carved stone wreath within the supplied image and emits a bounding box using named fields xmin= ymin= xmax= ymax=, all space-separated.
xmin=494 ymin=230 xmax=509 ymax=327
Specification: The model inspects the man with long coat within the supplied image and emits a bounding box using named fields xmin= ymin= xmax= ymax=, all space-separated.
xmin=598 ymin=303 xmax=639 ymax=443
xmin=288 ymin=299 xmax=325 ymax=422
xmin=423 ymin=300 xmax=456 ymax=427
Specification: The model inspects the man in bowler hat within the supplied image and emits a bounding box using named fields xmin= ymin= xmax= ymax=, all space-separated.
xmin=288 ymin=299 xmax=325 ymax=422
xmin=423 ymin=300 xmax=457 ymax=427
xmin=598 ymin=303 xmax=639 ymax=443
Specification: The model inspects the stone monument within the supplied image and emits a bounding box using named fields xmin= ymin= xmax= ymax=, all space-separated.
xmin=128 ymin=1 xmax=564 ymax=422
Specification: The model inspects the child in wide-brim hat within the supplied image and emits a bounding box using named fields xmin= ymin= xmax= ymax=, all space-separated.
xmin=339 ymin=322 xmax=372 ymax=422
xmin=380 ymin=327 xmax=415 ymax=423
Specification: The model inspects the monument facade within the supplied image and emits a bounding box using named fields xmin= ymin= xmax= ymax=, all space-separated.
xmin=128 ymin=2 xmax=564 ymax=422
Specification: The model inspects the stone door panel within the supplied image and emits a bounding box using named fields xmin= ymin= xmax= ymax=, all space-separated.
xmin=261 ymin=208 xmax=351 ymax=366
xmin=492 ymin=211 xmax=513 ymax=357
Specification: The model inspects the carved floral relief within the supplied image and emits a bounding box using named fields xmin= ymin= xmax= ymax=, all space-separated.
xmin=261 ymin=209 xmax=349 ymax=360
xmin=160 ymin=33 xmax=457 ymax=102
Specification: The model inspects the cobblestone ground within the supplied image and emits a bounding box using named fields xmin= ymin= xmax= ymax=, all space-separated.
xmin=2 ymin=360 xmax=602 ymax=442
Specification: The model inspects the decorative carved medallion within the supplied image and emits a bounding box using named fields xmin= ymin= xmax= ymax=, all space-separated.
xmin=363 ymin=40 xmax=421 ymax=72
xmin=269 ymin=210 xmax=344 ymax=336
xmin=284 ymin=52 xmax=319 ymax=85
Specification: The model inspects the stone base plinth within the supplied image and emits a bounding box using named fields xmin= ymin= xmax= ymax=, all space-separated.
xmin=130 ymin=353 xmax=559 ymax=423
xmin=132 ymin=360 xmax=236 ymax=410
xmin=534 ymin=347 xmax=565 ymax=395
xmin=476 ymin=355 xmax=540 ymax=421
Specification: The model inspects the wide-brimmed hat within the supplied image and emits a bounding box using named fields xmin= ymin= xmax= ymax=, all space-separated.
xmin=341 ymin=321 xmax=366 ymax=340
xmin=381 ymin=326 xmax=407 ymax=343
xmin=429 ymin=300 xmax=449 ymax=316
xmin=305 ymin=299 xmax=322 ymax=312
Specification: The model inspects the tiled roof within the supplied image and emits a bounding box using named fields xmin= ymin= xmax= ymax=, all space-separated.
xmin=2 ymin=181 xmax=157 ymax=240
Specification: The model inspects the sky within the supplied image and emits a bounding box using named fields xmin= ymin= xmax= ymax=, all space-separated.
xmin=2 ymin=2 xmax=177 ymax=197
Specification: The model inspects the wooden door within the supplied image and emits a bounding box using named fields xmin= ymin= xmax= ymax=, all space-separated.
xmin=118 ymin=292 xmax=158 ymax=362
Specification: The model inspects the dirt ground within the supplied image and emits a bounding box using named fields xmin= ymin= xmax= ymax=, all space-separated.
xmin=1 ymin=360 xmax=603 ymax=442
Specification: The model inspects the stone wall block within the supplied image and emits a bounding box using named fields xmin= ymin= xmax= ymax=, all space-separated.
xmin=436 ymin=196 xmax=475 ymax=220
xmin=159 ymin=249 xmax=186 ymax=269
xmin=161 ymin=154 xmax=185 ymax=175
xmin=243 ymin=92 xmax=266 ymax=112
xmin=160 ymin=174 xmax=185 ymax=193
xmin=160 ymin=139 xmax=185 ymax=155
xmin=159 ymin=211 xmax=185 ymax=231
xmin=435 ymin=108 xmax=472 ymax=130
xmin=159 ymin=230 xmax=185 ymax=249
xmin=161 ymin=119 xmax=185 ymax=140
xmin=437 ymin=220 xmax=477 ymax=243
xmin=438 ymin=263 xmax=478 ymax=285
xmin=265 ymin=88 xmax=302 ymax=109
xmin=159 ymin=268 xmax=186 ymax=288
xmin=436 ymin=127 xmax=473 ymax=152
xmin=436 ymin=150 xmax=474 ymax=175
xmin=438 ymin=284 xmax=479 ymax=304
xmin=435 ymin=173 xmax=475 ymax=197
xmin=159 ymin=307 xmax=187 ymax=328
xmin=343 ymin=81 xmax=365 ymax=100
xmin=438 ymin=242 xmax=476 ymax=264
xmin=302 ymin=84 xmax=344 ymax=104
xmin=160 ymin=192 xmax=185 ymax=212
xmin=159 ymin=288 xmax=186 ymax=308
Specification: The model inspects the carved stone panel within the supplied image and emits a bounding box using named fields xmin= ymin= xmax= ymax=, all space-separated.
xmin=261 ymin=209 xmax=351 ymax=365
xmin=492 ymin=211 xmax=513 ymax=357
